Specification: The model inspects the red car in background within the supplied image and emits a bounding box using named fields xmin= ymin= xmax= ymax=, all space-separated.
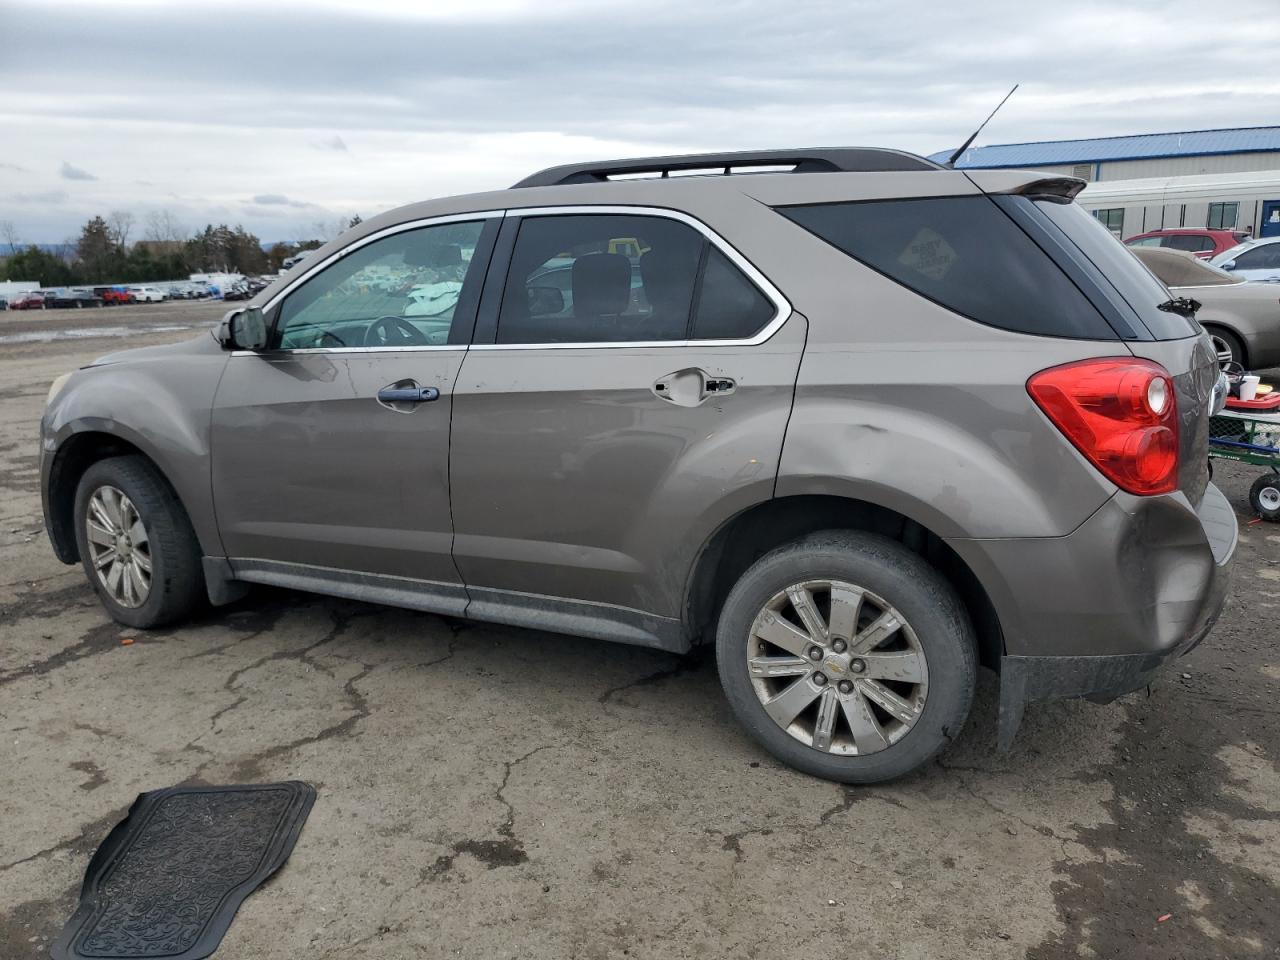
xmin=93 ymin=286 xmax=136 ymax=305
xmin=9 ymin=291 xmax=46 ymax=310
xmin=1124 ymin=228 xmax=1251 ymax=260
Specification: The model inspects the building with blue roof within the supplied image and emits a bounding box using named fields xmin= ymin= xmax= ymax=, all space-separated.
xmin=929 ymin=127 xmax=1280 ymax=240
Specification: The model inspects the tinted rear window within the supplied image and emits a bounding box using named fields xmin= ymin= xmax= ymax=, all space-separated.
xmin=779 ymin=196 xmax=1116 ymax=340
xmin=1030 ymin=198 xmax=1198 ymax=339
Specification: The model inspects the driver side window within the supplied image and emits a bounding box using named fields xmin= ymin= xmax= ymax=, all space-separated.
xmin=275 ymin=220 xmax=487 ymax=350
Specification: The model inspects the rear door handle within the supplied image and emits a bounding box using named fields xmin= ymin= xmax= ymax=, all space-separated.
xmin=653 ymin=369 xmax=737 ymax=407
xmin=377 ymin=385 xmax=440 ymax=405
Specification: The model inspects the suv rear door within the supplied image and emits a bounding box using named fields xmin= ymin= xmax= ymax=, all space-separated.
xmin=448 ymin=207 xmax=804 ymax=642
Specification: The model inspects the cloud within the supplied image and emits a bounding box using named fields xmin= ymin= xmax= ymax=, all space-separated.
xmin=12 ymin=190 xmax=69 ymax=204
xmin=0 ymin=162 xmax=30 ymax=173
xmin=59 ymin=161 xmax=97 ymax=181
xmin=3 ymin=0 xmax=1279 ymax=240
xmin=251 ymin=194 xmax=314 ymax=208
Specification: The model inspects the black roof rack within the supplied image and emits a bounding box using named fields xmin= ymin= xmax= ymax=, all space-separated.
xmin=512 ymin=147 xmax=942 ymax=188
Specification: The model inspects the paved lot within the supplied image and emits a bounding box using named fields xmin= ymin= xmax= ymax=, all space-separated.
xmin=1 ymin=303 xmax=1278 ymax=959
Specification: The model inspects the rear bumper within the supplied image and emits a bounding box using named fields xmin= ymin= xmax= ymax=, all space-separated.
xmin=948 ymin=482 xmax=1236 ymax=747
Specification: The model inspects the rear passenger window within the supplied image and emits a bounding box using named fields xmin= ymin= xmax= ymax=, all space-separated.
xmin=496 ymin=213 xmax=776 ymax=344
xmin=692 ymin=248 xmax=776 ymax=339
xmin=779 ymin=196 xmax=1116 ymax=339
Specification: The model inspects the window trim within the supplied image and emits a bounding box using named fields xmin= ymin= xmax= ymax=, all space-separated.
xmin=240 ymin=210 xmax=505 ymax=356
xmin=471 ymin=205 xmax=791 ymax=350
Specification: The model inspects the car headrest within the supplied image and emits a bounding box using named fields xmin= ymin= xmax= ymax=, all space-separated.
xmin=572 ymin=253 xmax=630 ymax=317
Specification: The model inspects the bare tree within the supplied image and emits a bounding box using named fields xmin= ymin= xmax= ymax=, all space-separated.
xmin=106 ymin=210 xmax=135 ymax=249
xmin=0 ymin=219 xmax=19 ymax=254
xmin=143 ymin=209 xmax=186 ymax=250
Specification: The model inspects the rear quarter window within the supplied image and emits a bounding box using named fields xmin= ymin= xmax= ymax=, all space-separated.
xmin=778 ymin=196 xmax=1117 ymax=340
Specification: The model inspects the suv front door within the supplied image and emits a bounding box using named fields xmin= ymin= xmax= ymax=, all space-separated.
xmin=210 ymin=215 xmax=499 ymax=609
xmin=448 ymin=208 xmax=804 ymax=643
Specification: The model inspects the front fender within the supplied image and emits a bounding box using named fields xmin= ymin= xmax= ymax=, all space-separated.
xmin=41 ymin=338 xmax=229 ymax=558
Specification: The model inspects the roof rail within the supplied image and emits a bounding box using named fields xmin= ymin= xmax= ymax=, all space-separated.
xmin=512 ymin=147 xmax=942 ymax=188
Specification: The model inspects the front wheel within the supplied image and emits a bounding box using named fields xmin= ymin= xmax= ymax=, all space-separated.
xmin=715 ymin=531 xmax=976 ymax=783
xmin=1251 ymin=473 xmax=1280 ymax=521
xmin=74 ymin=455 xmax=206 ymax=628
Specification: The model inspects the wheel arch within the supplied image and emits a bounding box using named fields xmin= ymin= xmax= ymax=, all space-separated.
xmin=1197 ymin=318 xmax=1248 ymax=367
xmin=45 ymin=428 xmax=202 ymax=563
xmin=683 ymin=493 xmax=1003 ymax=672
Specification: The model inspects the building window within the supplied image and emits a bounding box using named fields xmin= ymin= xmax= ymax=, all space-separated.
xmin=1071 ymin=163 xmax=1093 ymax=181
xmin=1092 ymin=208 xmax=1124 ymax=236
xmin=1207 ymin=202 xmax=1239 ymax=230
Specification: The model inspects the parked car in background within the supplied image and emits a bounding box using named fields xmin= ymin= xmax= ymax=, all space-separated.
xmin=222 ymin=281 xmax=252 ymax=301
xmin=0 ymin=297 xmax=7 ymax=311
xmin=1210 ymin=237 xmax=1280 ymax=282
xmin=94 ymin=286 xmax=136 ymax=305
xmin=130 ymin=286 xmax=167 ymax=303
xmin=1132 ymin=246 xmax=1280 ymax=369
xmin=10 ymin=291 xmax=45 ymax=310
xmin=45 ymin=289 xmax=104 ymax=308
xmin=40 ymin=147 xmax=1235 ymax=783
xmin=1125 ymin=228 xmax=1250 ymax=260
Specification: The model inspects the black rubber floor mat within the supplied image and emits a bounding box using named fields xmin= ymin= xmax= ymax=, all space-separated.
xmin=52 ymin=781 xmax=316 ymax=960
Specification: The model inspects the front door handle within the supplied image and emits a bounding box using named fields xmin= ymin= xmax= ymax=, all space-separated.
xmin=376 ymin=383 xmax=440 ymax=410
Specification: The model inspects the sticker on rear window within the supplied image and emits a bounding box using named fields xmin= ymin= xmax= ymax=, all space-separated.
xmin=897 ymin=227 xmax=957 ymax=281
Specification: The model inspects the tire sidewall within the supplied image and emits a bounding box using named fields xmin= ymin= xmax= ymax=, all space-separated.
xmin=74 ymin=459 xmax=175 ymax=628
xmin=715 ymin=532 xmax=975 ymax=783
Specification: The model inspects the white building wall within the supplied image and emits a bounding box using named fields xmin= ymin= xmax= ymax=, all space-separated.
xmin=1097 ymin=151 xmax=1280 ymax=181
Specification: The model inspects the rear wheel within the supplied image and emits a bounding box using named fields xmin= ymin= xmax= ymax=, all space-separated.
xmin=74 ymin=455 xmax=205 ymax=628
xmin=1251 ymin=473 xmax=1280 ymax=521
xmin=715 ymin=531 xmax=976 ymax=783
xmin=1205 ymin=325 xmax=1246 ymax=369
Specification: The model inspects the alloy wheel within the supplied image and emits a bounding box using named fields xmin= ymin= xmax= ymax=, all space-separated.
xmin=85 ymin=485 xmax=152 ymax=608
xmin=746 ymin=579 xmax=928 ymax=755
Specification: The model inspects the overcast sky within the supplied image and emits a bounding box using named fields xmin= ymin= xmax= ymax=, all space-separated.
xmin=2 ymin=0 xmax=1278 ymax=243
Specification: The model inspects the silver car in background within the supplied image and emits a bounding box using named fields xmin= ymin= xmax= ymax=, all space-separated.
xmin=1132 ymin=245 xmax=1280 ymax=369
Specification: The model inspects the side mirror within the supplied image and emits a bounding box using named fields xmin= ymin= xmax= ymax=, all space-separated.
xmin=217 ymin=306 xmax=268 ymax=351
xmin=1221 ymin=260 xmax=1236 ymax=271
xmin=527 ymin=285 xmax=565 ymax=316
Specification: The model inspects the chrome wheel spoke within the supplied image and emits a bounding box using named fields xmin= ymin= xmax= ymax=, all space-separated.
xmin=89 ymin=496 xmax=117 ymax=535
xmin=857 ymin=679 xmax=920 ymax=725
xmin=813 ymin=687 xmax=839 ymax=752
xmin=93 ymin=548 xmax=116 ymax=570
xmin=748 ymin=655 xmax=810 ymax=678
xmin=763 ymin=677 xmax=823 ymax=728
xmin=840 ymin=688 xmax=890 ymax=754
xmin=850 ymin=610 xmax=902 ymax=654
xmin=104 ymin=559 xmax=124 ymax=597
xmin=133 ymin=549 xmax=152 ymax=574
xmin=86 ymin=521 xmax=115 ymax=546
xmin=827 ymin=585 xmax=862 ymax=643
xmin=861 ymin=650 xmax=926 ymax=683
xmin=786 ymin=585 xmax=827 ymax=643
xmin=128 ymin=519 xmax=147 ymax=545
xmin=753 ymin=609 xmax=814 ymax=658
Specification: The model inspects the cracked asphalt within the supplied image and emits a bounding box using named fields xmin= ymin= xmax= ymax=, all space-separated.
xmin=2 ymin=304 xmax=1278 ymax=959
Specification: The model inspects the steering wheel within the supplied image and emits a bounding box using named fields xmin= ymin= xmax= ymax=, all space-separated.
xmin=363 ymin=315 xmax=430 ymax=348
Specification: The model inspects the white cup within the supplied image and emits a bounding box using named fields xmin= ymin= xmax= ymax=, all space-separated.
xmin=1240 ymin=375 xmax=1261 ymax=401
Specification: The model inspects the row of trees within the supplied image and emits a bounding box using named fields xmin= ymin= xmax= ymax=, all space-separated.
xmin=0 ymin=213 xmax=361 ymax=287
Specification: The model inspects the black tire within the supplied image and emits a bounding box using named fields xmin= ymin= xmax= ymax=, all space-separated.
xmin=73 ymin=455 xmax=206 ymax=628
xmin=715 ymin=530 xmax=976 ymax=783
xmin=1204 ymin=325 xmax=1246 ymax=370
xmin=1250 ymin=473 xmax=1280 ymax=521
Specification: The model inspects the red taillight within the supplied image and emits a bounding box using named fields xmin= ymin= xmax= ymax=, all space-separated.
xmin=1027 ymin=358 xmax=1179 ymax=496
